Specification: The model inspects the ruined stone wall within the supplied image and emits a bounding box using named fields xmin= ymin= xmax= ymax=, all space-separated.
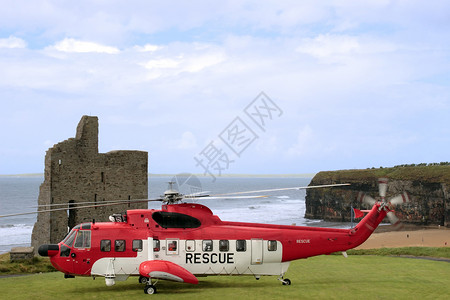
xmin=31 ymin=116 xmax=148 ymax=250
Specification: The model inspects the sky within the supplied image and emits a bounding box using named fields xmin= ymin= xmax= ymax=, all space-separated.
xmin=0 ymin=0 xmax=449 ymax=177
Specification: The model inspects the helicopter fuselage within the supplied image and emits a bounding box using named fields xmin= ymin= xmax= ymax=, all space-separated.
xmin=39 ymin=202 xmax=387 ymax=288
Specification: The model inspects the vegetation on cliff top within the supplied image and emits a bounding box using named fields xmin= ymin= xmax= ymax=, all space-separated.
xmin=313 ymin=164 xmax=450 ymax=185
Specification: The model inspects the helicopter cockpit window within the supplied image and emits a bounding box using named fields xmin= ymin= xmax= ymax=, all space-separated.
xmin=74 ymin=230 xmax=91 ymax=248
xmin=81 ymin=223 xmax=91 ymax=230
xmin=62 ymin=230 xmax=77 ymax=247
xmin=152 ymin=211 xmax=201 ymax=229
xmin=236 ymin=240 xmax=246 ymax=252
xmin=60 ymin=245 xmax=71 ymax=257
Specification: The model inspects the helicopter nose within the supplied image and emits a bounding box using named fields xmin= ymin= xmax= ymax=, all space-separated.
xmin=38 ymin=244 xmax=59 ymax=257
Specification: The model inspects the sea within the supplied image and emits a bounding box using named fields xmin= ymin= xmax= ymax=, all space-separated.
xmin=0 ymin=176 xmax=353 ymax=254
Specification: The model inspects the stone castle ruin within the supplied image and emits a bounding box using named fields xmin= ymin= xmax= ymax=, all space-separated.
xmin=31 ymin=116 xmax=148 ymax=251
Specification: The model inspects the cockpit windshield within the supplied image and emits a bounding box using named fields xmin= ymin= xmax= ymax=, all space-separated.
xmin=62 ymin=229 xmax=77 ymax=247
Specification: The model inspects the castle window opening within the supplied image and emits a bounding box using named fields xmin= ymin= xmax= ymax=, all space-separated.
xmin=68 ymin=200 xmax=77 ymax=230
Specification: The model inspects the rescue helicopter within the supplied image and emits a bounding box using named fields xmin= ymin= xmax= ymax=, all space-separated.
xmin=4 ymin=179 xmax=410 ymax=295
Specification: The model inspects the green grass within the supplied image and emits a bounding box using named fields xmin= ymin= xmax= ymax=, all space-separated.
xmin=343 ymin=247 xmax=450 ymax=259
xmin=2 ymin=248 xmax=449 ymax=276
xmin=1 ymin=255 xmax=449 ymax=299
xmin=0 ymin=253 xmax=56 ymax=275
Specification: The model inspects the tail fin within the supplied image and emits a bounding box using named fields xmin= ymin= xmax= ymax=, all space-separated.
xmin=348 ymin=203 xmax=387 ymax=248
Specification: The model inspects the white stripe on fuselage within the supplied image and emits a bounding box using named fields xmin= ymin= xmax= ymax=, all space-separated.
xmin=91 ymin=239 xmax=289 ymax=279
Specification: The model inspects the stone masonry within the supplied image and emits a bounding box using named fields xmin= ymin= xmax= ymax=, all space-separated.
xmin=31 ymin=116 xmax=148 ymax=252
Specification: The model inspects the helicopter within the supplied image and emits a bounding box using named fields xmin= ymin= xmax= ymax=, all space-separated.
xmin=6 ymin=179 xmax=409 ymax=295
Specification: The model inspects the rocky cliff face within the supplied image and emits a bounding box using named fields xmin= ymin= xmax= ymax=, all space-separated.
xmin=305 ymin=166 xmax=450 ymax=227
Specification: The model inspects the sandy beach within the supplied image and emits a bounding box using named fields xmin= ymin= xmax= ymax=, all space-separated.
xmin=356 ymin=227 xmax=450 ymax=249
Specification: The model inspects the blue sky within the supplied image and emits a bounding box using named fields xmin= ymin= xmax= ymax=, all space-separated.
xmin=0 ymin=1 xmax=449 ymax=176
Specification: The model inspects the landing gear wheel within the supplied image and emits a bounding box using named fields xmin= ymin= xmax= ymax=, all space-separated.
xmin=144 ymin=284 xmax=157 ymax=294
xmin=139 ymin=276 xmax=149 ymax=285
xmin=282 ymin=278 xmax=291 ymax=286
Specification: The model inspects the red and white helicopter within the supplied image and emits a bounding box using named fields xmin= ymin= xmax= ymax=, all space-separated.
xmin=13 ymin=179 xmax=410 ymax=294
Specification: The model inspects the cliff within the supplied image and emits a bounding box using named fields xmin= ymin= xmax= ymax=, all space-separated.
xmin=305 ymin=165 xmax=450 ymax=227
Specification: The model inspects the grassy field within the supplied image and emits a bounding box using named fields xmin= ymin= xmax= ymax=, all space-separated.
xmin=1 ymin=254 xmax=449 ymax=300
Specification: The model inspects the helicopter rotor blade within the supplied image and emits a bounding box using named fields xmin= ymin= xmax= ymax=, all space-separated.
xmin=0 ymin=198 xmax=164 ymax=218
xmin=1 ymin=183 xmax=350 ymax=218
xmin=356 ymin=192 xmax=376 ymax=206
xmin=184 ymin=191 xmax=211 ymax=198
xmin=30 ymin=198 xmax=156 ymax=208
xmin=388 ymin=192 xmax=410 ymax=206
xmin=188 ymin=195 xmax=268 ymax=200
xmin=386 ymin=211 xmax=401 ymax=226
xmin=378 ymin=178 xmax=388 ymax=199
xmin=211 ymin=183 xmax=350 ymax=197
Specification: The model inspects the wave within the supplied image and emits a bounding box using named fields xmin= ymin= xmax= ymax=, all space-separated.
xmin=0 ymin=224 xmax=33 ymax=247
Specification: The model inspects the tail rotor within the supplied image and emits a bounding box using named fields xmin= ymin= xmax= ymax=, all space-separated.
xmin=357 ymin=178 xmax=410 ymax=228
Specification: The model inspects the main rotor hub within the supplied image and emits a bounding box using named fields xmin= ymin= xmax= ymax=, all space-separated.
xmin=162 ymin=181 xmax=184 ymax=204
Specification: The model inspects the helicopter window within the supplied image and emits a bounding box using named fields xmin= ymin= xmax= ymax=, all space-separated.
xmin=100 ymin=240 xmax=111 ymax=252
xmin=81 ymin=223 xmax=91 ymax=230
xmin=168 ymin=240 xmax=177 ymax=252
xmin=153 ymin=239 xmax=160 ymax=252
xmin=115 ymin=240 xmax=126 ymax=252
xmin=74 ymin=230 xmax=91 ymax=248
xmin=219 ymin=240 xmax=229 ymax=252
xmin=152 ymin=211 xmax=201 ymax=229
xmin=132 ymin=240 xmax=143 ymax=252
xmin=60 ymin=245 xmax=71 ymax=257
xmin=268 ymin=240 xmax=277 ymax=251
xmin=186 ymin=240 xmax=195 ymax=252
xmin=236 ymin=240 xmax=246 ymax=252
xmin=203 ymin=240 xmax=213 ymax=252
xmin=62 ymin=230 xmax=77 ymax=247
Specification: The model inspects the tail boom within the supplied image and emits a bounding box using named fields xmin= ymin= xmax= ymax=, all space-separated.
xmin=281 ymin=203 xmax=387 ymax=262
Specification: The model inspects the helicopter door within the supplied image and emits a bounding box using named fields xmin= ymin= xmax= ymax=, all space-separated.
xmin=251 ymin=239 xmax=263 ymax=265
xmin=72 ymin=229 xmax=92 ymax=275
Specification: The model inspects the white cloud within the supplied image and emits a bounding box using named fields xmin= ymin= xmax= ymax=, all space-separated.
xmin=140 ymin=47 xmax=226 ymax=79
xmin=134 ymin=44 xmax=162 ymax=52
xmin=170 ymin=131 xmax=198 ymax=150
xmin=50 ymin=38 xmax=120 ymax=54
xmin=286 ymin=126 xmax=315 ymax=157
xmin=0 ymin=36 xmax=26 ymax=48
xmin=1 ymin=2 xmax=450 ymax=174
xmin=296 ymin=34 xmax=361 ymax=59
xmin=143 ymin=58 xmax=180 ymax=69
